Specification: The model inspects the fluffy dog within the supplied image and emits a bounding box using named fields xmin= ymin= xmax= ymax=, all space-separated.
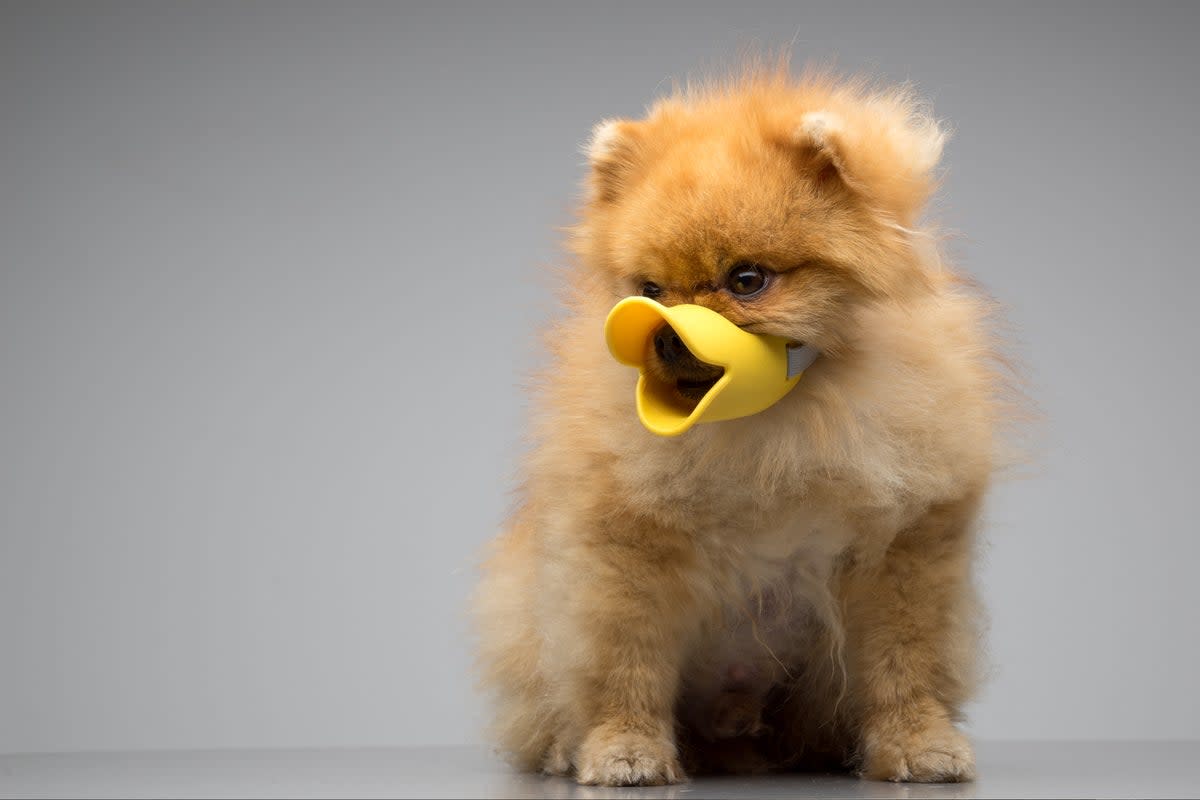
xmin=474 ymin=64 xmax=1016 ymax=786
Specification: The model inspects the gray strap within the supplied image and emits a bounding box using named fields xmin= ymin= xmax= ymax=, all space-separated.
xmin=786 ymin=342 xmax=821 ymax=378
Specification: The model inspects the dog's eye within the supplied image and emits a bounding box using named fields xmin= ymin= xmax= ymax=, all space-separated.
xmin=727 ymin=263 xmax=769 ymax=297
xmin=641 ymin=281 xmax=663 ymax=298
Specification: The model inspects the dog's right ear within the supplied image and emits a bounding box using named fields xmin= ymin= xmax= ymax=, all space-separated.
xmin=584 ymin=119 xmax=644 ymax=203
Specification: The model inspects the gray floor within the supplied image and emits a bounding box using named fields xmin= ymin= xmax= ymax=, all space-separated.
xmin=1 ymin=742 xmax=1197 ymax=799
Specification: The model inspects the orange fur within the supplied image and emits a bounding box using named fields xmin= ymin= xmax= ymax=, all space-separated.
xmin=473 ymin=64 xmax=1019 ymax=786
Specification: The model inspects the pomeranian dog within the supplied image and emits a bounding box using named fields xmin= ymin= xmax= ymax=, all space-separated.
xmin=474 ymin=63 xmax=1016 ymax=786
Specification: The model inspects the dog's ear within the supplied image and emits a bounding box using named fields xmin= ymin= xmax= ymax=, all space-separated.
xmin=584 ymin=118 xmax=645 ymax=203
xmin=791 ymin=99 xmax=947 ymax=225
xmin=792 ymin=111 xmax=857 ymax=192
xmin=791 ymin=103 xmax=942 ymax=298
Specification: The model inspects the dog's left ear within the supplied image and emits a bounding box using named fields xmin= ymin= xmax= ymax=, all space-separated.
xmin=792 ymin=100 xmax=947 ymax=226
xmin=793 ymin=111 xmax=856 ymax=191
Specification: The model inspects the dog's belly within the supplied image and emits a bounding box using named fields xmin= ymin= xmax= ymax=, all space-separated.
xmin=679 ymin=592 xmax=823 ymax=741
xmin=679 ymin=522 xmax=849 ymax=742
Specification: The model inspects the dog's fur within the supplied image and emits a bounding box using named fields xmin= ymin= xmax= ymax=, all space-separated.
xmin=473 ymin=64 xmax=1017 ymax=786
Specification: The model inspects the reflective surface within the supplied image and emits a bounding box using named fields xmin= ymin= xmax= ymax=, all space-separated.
xmin=1 ymin=742 xmax=1197 ymax=799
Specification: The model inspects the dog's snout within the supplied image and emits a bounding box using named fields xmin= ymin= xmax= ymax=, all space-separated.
xmin=653 ymin=325 xmax=687 ymax=364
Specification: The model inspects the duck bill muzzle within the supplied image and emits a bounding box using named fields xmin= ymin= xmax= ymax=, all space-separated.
xmin=604 ymin=296 xmax=815 ymax=437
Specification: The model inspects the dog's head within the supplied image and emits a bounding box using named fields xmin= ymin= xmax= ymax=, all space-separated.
xmin=575 ymin=71 xmax=947 ymax=403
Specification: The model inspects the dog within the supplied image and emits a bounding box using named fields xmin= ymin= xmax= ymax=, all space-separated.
xmin=473 ymin=63 xmax=1017 ymax=786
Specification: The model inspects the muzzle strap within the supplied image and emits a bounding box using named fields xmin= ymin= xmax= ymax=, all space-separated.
xmin=786 ymin=342 xmax=821 ymax=379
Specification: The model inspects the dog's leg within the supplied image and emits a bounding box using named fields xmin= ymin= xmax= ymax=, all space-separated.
xmin=842 ymin=491 xmax=982 ymax=783
xmin=560 ymin=514 xmax=702 ymax=787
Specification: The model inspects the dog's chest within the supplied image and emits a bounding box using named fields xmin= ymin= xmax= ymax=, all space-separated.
xmin=709 ymin=501 xmax=852 ymax=589
xmin=679 ymin=507 xmax=853 ymax=720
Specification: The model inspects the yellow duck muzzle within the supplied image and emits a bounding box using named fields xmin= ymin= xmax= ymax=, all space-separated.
xmin=604 ymin=296 xmax=819 ymax=437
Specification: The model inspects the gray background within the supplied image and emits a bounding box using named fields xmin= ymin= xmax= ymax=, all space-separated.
xmin=1 ymin=1 xmax=1197 ymax=755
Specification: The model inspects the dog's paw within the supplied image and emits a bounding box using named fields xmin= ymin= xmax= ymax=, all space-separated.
xmin=540 ymin=738 xmax=573 ymax=777
xmin=575 ymin=726 xmax=684 ymax=786
xmin=861 ymin=716 xmax=976 ymax=783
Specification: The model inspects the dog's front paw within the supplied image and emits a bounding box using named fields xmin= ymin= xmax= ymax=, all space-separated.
xmin=575 ymin=725 xmax=684 ymax=786
xmin=861 ymin=714 xmax=975 ymax=783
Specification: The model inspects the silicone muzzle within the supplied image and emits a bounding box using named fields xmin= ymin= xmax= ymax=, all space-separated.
xmin=604 ymin=296 xmax=805 ymax=437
